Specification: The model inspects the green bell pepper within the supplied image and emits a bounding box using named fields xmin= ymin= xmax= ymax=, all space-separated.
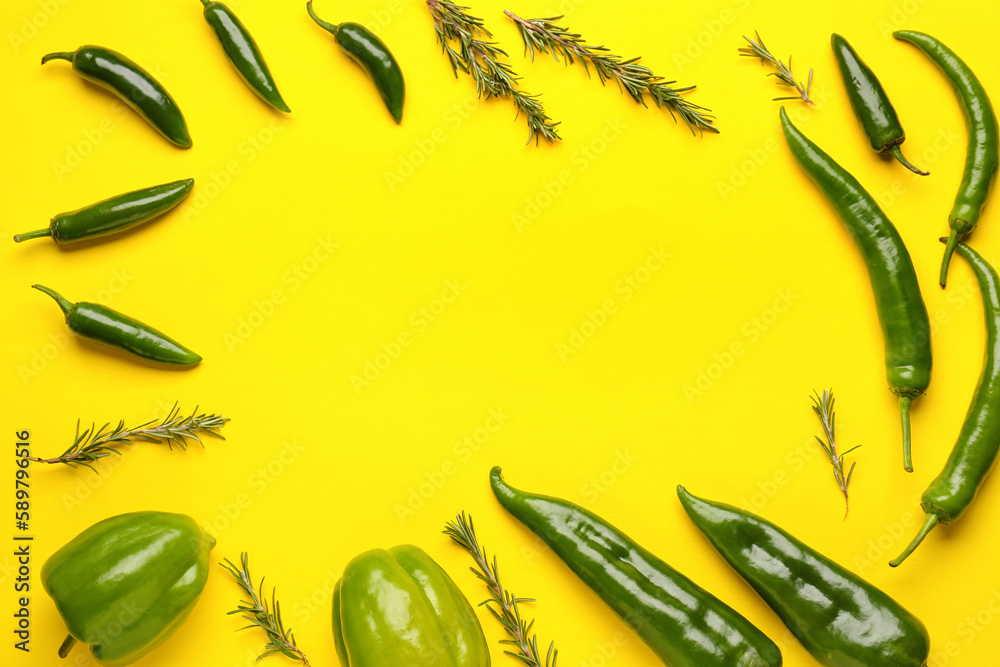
xmin=42 ymin=511 xmax=215 ymax=667
xmin=332 ymin=544 xmax=491 ymax=666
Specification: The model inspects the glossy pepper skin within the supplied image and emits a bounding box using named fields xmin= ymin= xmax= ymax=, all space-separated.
xmin=491 ymin=468 xmax=782 ymax=667
xmin=42 ymin=511 xmax=215 ymax=666
xmin=332 ymin=544 xmax=490 ymax=666
xmin=677 ymin=487 xmax=930 ymax=667
xmin=306 ymin=1 xmax=405 ymax=123
xmin=831 ymin=34 xmax=927 ymax=175
xmin=42 ymin=46 xmax=192 ymax=148
xmin=33 ymin=284 xmax=201 ymax=366
xmin=895 ymin=30 xmax=999 ymax=287
xmin=201 ymin=0 xmax=291 ymax=112
xmin=892 ymin=240 xmax=1000 ymax=566
xmin=780 ymin=106 xmax=931 ymax=472
xmin=14 ymin=178 xmax=194 ymax=245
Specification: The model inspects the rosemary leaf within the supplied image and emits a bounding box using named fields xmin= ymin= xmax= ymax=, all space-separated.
xmin=26 ymin=403 xmax=228 ymax=469
xmin=221 ymin=552 xmax=311 ymax=666
xmin=811 ymin=389 xmax=860 ymax=518
xmin=505 ymin=11 xmax=718 ymax=135
xmin=444 ymin=512 xmax=557 ymax=667
xmin=426 ymin=0 xmax=560 ymax=144
xmin=739 ymin=31 xmax=815 ymax=105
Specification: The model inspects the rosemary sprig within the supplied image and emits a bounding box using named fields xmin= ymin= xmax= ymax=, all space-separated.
xmin=739 ymin=31 xmax=814 ymax=104
xmin=221 ymin=552 xmax=311 ymax=666
xmin=811 ymin=389 xmax=860 ymax=518
xmin=26 ymin=403 xmax=228 ymax=472
xmin=444 ymin=512 xmax=557 ymax=667
xmin=505 ymin=11 xmax=718 ymax=135
xmin=426 ymin=0 xmax=560 ymax=144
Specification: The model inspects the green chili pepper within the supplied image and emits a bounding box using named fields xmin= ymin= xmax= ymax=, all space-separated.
xmin=200 ymin=0 xmax=290 ymax=112
xmin=32 ymin=284 xmax=201 ymax=366
xmin=306 ymin=0 xmax=405 ymax=123
xmin=780 ymin=107 xmax=931 ymax=472
xmin=14 ymin=178 xmax=193 ymax=245
xmin=490 ymin=468 xmax=782 ymax=667
xmin=831 ymin=33 xmax=927 ymax=175
xmin=677 ymin=487 xmax=930 ymax=667
xmin=43 ymin=511 xmax=215 ymax=667
xmin=892 ymin=239 xmax=1000 ymax=566
xmin=894 ymin=30 xmax=999 ymax=288
xmin=333 ymin=544 xmax=490 ymax=666
xmin=42 ymin=46 xmax=192 ymax=148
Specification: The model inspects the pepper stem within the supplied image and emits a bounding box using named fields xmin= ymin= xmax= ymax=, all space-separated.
xmin=13 ymin=228 xmax=52 ymax=243
xmin=306 ymin=0 xmax=340 ymax=35
xmin=890 ymin=513 xmax=939 ymax=567
xmin=32 ymin=284 xmax=74 ymax=317
xmin=888 ymin=145 xmax=929 ymax=176
xmin=41 ymin=52 xmax=73 ymax=65
xmin=940 ymin=230 xmax=961 ymax=287
xmin=58 ymin=635 xmax=77 ymax=658
xmin=199 ymin=0 xmax=211 ymax=6
xmin=900 ymin=395 xmax=913 ymax=473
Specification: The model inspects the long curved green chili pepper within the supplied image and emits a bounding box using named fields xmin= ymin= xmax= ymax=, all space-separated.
xmin=831 ymin=33 xmax=927 ymax=175
xmin=41 ymin=46 xmax=192 ymax=148
xmin=306 ymin=1 xmax=405 ymax=123
xmin=891 ymin=240 xmax=1000 ymax=566
xmin=490 ymin=467 xmax=783 ymax=667
xmin=200 ymin=0 xmax=290 ymax=112
xmin=894 ymin=30 xmax=999 ymax=288
xmin=780 ymin=107 xmax=931 ymax=472
xmin=33 ymin=285 xmax=201 ymax=366
xmin=14 ymin=179 xmax=194 ymax=245
xmin=678 ymin=486 xmax=931 ymax=667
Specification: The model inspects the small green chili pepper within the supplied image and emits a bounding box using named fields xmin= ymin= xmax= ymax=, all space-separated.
xmin=894 ymin=30 xmax=999 ymax=287
xmin=43 ymin=511 xmax=215 ymax=666
xmin=200 ymin=0 xmax=290 ymax=112
xmin=32 ymin=284 xmax=201 ymax=366
xmin=892 ymin=239 xmax=1000 ymax=566
xmin=781 ymin=106 xmax=931 ymax=472
xmin=42 ymin=46 xmax=192 ymax=148
xmin=14 ymin=178 xmax=193 ymax=245
xmin=333 ymin=544 xmax=491 ymax=666
xmin=491 ymin=468 xmax=783 ymax=667
xmin=831 ymin=33 xmax=927 ymax=175
xmin=306 ymin=0 xmax=405 ymax=123
xmin=678 ymin=486 xmax=931 ymax=667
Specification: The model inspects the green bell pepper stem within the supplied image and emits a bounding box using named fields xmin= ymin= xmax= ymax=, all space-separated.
xmin=900 ymin=395 xmax=913 ymax=472
xmin=33 ymin=284 xmax=73 ymax=315
xmin=306 ymin=1 xmax=339 ymax=35
xmin=13 ymin=228 xmax=51 ymax=242
xmin=40 ymin=51 xmax=73 ymax=64
xmin=58 ymin=635 xmax=77 ymax=658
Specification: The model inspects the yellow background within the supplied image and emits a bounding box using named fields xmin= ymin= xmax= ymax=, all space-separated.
xmin=3 ymin=0 xmax=1000 ymax=665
